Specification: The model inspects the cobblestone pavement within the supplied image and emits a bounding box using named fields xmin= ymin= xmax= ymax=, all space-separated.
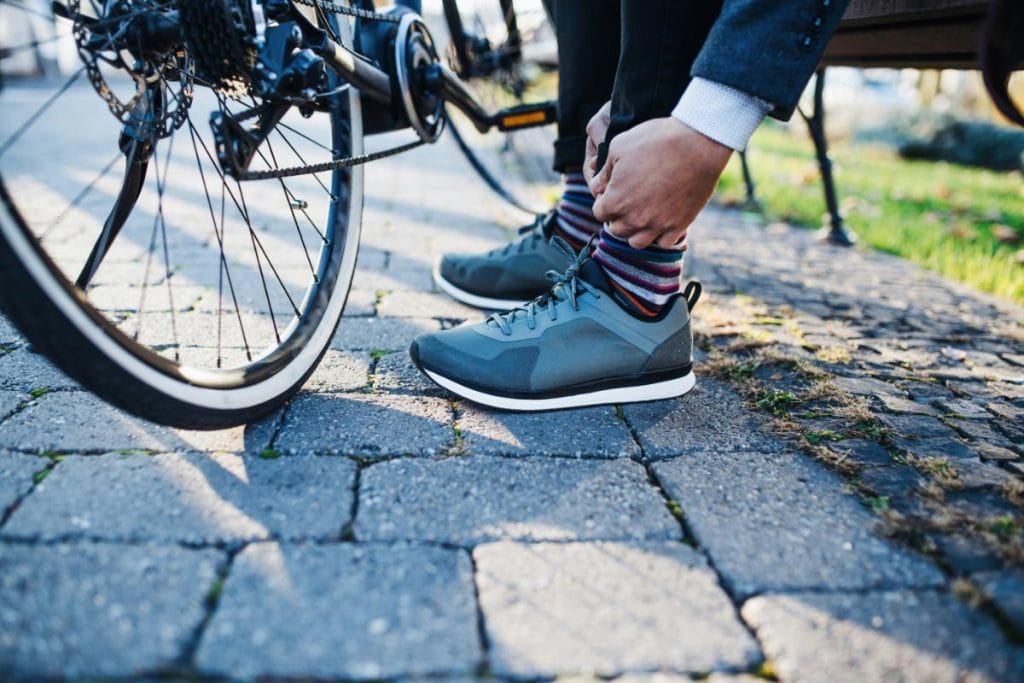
xmin=2 ymin=85 xmax=1024 ymax=680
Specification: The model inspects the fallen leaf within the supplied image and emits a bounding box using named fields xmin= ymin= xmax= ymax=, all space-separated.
xmin=948 ymin=223 xmax=978 ymax=241
xmin=992 ymin=224 xmax=1021 ymax=245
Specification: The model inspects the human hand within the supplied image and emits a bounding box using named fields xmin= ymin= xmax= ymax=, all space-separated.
xmin=582 ymin=101 xmax=612 ymax=189
xmin=588 ymin=117 xmax=733 ymax=250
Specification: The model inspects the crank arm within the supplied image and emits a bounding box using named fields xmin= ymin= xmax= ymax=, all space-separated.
xmin=420 ymin=63 xmax=556 ymax=134
xmin=291 ymin=3 xmax=555 ymax=137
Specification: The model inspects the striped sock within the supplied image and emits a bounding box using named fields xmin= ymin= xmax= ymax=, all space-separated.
xmin=552 ymin=169 xmax=603 ymax=250
xmin=592 ymin=228 xmax=685 ymax=317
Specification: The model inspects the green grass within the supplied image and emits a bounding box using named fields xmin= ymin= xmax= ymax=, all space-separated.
xmin=717 ymin=122 xmax=1024 ymax=303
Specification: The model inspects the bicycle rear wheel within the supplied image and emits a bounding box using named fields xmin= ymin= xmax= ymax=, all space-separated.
xmin=0 ymin=2 xmax=364 ymax=428
xmin=439 ymin=0 xmax=555 ymax=215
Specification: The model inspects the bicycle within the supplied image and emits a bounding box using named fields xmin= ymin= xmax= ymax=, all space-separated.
xmin=0 ymin=0 xmax=556 ymax=428
xmin=440 ymin=0 xmax=557 ymax=214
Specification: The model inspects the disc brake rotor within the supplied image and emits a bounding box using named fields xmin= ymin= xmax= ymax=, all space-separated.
xmin=69 ymin=0 xmax=194 ymax=139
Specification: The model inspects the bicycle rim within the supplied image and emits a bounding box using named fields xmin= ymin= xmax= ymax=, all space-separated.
xmin=0 ymin=3 xmax=364 ymax=428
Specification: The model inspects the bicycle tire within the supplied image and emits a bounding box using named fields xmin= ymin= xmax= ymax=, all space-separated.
xmin=439 ymin=0 xmax=552 ymax=215
xmin=0 ymin=6 xmax=365 ymax=429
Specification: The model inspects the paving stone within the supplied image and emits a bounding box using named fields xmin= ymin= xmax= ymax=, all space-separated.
xmin=934 ymin=398 xmax=994 ymax=420
xmin=196 ymin=542 xmax=479 ymax=679
xmin=985 ymin=401 xmax=1024 ymax=421
xmin=373 ymin=350 xmax=445 ymax=396
xmin=302 ymin=349 xmax=370 ymax=392
xmin=946 ymin=489 xmax=1021 ymax=519
xmin=622 ymin=378 xmax=780 ymax=460
xmin=883 ymin=414 xmax=964 ymax=441
xmin=973 ymin=443 xmax=1021 ymax=462
xmin=0 ymin=348 xmax=79 ymax=391
xmin=826 ymin=439 xmax=895 ymax=468
xmin=332 ymin=316 xmax=440 ymax=351
xmin=876 ymin=394 xmax=941 ymax=416
xmin=948 ymin=380 xmax=1005 ymax=400
xmin=377 ymin=291 xmax=483 ymax=321
xmin=0 ymin=451 xmax=46 ymax=514
xmin=653 ymin=451 xmax=944 ymax=598
xmin=903 ymin=380 xmax=956 ymax=403
xmin=0 ymin=392 xmax=181 ymax=452
xmin=474 ymin=541 xmax=761 ymax=678
xmin=950 ymin=459 xmax=1019 ymax=490
xmin=343 ymin=288 xmax=378 ymax=317
xmin=0 ymin=542 xmax=221 ymax=679
xmin=743 ymin=590 xmax=1024 ymax=683
xmin=0 ymin=390 xmax=24 ymax=421
xmin=458 ymin=404 xmax=639 ymax=458
xmin=932 ymin=533 xmax=1005 ymax=574
xmin=973 ymin=570 xmax=1024 ymax=635
xmin=858 ymin=465 xmax=926 ymax=495
xmin=0 ymin=314 xmax=22 ymax=345
xmin=275 ymin=392 xmax=452 ymax=456
xmin=0 ymin=391 xmax=277 ymax=454
xmin=833 ymin=375 xmax=905 ymax=397
xmin=357 ymin=456 xmax=678 ymax=544
xmin=353 ymin=262 xmax=435 ymax=292
xmin=948 ymin=418 xmax=1021 ymax=451
xmin=3 ymin=453 xmax=355 ymax=543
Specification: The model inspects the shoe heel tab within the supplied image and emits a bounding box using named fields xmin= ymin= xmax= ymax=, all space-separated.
xmin=683 ymin=281 xmax=702 ymax=312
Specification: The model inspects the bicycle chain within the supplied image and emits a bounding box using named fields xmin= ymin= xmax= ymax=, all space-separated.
xmin=233 ymin=0 xmax=425 ymax=181
xmin=292 ymin=0 xmax=401 ymax=24
xmin=239 ymin=138 xmax=424 ymax=180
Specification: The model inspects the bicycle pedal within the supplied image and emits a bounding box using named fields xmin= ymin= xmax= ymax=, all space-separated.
xmin=493 ymin=101 xmax=557 ymax=132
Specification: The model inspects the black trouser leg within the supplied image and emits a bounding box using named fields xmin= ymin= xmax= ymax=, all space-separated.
xmin=603 ymin=0 xmax=722 ymax=154
xmin=543 ymin=0 xmax=621 ymax=172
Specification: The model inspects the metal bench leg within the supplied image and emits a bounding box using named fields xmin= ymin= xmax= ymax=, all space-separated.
xmin=801 ymin=68 xmax=855 ymax=246
xmin=738 ymin=149 xmax=760 ymax=210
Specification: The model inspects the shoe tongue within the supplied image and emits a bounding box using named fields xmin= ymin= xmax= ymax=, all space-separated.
xmin=578 ymin=258 xmax=613 ymax=294
xmin=540 ymin=211 xmax=558 ymax=239
xmin=577 ymin=257 xmax=652 ymax=318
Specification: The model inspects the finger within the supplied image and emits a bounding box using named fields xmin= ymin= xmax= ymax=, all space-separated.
xmin=607 ymin=219 xmax=642 ymax=239
xmin=589 ymin=157 xmax=613 ymax=196
xmin=592 ymin=175 xmax=622 ymax=222
xmin=627 ymin=228 xmax=661 ymax=250
xmin=654 ymin=228 xmax=688 ymax=250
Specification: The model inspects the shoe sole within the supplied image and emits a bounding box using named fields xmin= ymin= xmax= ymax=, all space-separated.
xmin=420 ymin=366 xmax=697 ymax=411
xmin=432 ymin=263 xmax=531 ymax=311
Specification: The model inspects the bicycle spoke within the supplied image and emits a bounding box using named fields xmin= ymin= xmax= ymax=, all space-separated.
xmin=234 ymin=176 xmax=282 ymax=344
xmin=45 ymin=151 xmax=121 ymax=238
xmin=273 ymin=127 xmax=336 ymax=204
xmin=276 ymin=120 xmax=338 ymax=157
xmin=0 ymin=66 xmax=85 ymax=159
xmin=0 ymin=0 xmax=52 ymax=21
xmin=262 ymin=138 xmax=319 ymax=280
xmin=135 ymin=143 xmax=169 ymax=341
xmin=154 ymin=138 xmax=180 ymax=360
xmin=186 ymin=117 xmax=252 ymax=362
xmin=0 ymin=32 xmax=73 ymax=58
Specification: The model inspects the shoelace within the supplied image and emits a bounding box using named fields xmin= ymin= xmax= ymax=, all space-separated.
xmin=492 ymin=212 xmax=550 ymax=257
xmin=487 ymin=235 xmax=601 ymax=336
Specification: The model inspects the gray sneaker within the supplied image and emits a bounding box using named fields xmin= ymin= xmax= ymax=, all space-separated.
xmin=433 ymin=213 xmax=571 ymax=310
xmin=411 ymin=239 xmax=700 ymax=411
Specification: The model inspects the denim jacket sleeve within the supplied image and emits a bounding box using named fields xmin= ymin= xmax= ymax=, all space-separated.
xmin=690 ymin=0 xmax=851 ymax=120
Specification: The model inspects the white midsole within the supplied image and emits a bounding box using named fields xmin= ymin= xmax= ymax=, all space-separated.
xmin=432 ymin=262 xmax=529 ymax=311
xmin=422 ymin=367 xmax=696 ymax=411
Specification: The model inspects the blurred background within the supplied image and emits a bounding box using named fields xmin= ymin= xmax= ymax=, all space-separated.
xmin=3 ymin=0 xmax=1023 ymax=303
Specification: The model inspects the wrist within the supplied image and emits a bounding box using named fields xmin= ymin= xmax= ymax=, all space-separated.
xmin=672 ymin=77 xmax=772 ymax=152
xmin=667 ymin=117 xmax=733 ymax=169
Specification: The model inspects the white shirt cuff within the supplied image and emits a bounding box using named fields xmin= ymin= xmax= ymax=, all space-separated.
xmin=671 ymin=77 xmax=773 ymax=152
